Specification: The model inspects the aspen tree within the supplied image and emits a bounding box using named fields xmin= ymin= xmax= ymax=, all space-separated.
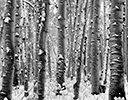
xmin=56 ymin=0 xmax=66 ymax=95
xmin=73 ymin=0 xmax=88 ymax=99
xmin=86 ymin=0 xmax=94 ymax=75
xmin=0 ymin=0 xmax=15 ymax=99
xmin=91 ymin=0 xmax=100 ymax=94
xmin=109 ymin=0 xmax=126 ymax=99
xmin=13 ymin=0 xmax=21 ymax=87
xmin=37 ymin=0 xmax=49 ymax=99
xmin=47 ymin=39 xmax=52 ymax=79
xmin=125 ymin=0 xmax=128 ymax=82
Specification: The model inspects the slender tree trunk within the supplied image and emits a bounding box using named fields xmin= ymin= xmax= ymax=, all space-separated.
xmin=0 ymin=0 xmax=15 ymax=99
xmin=73 ymin=0 xmax=88 ymax=99
xmin=109 ymin=0 xmax=126 ymax=100
xmin=125 ymin=0 xmax=128 ymax=82
xmin=91 ymin=0 xmax=100 ymax=95
xmin=73 ymin=0 xmax=84 ymax=77
xmin=102 ymin=0 xmax=108 ymax=85
xmin=83 ymin=36 xmax=87 ymax=80
xmin=26 ymin=3 xmax=32 ymax=81
xmin=86 ymin=0 xmax=94 ymax=74
xmin=13 ymin=0 xmax=21 ymax=87
xmin=56 ymin=0 xmax=66 ymax=95
xmin=35 ymin=0 xmax=43 ymax=97
xmin=98 ymin=34 xmax=104 ymax=81
xmin=20 ymin=3 xmax=26 ymax=86
xmin=0 ymin=16 xmax=4 ymax=78
xmin=47 ymin=39 xmax=52 ymax=79
xmin=21 ymin=2 xmax=29 ymax=97
xmin=70 ymin=0 xmax=79 ymax=79
xmin=103 ymin=37 xmax=109 ymax=84
xmin=33 ymin=0 xmax=40 ymax=79
xmin=67 ymin=0 xmax=73 ymax=78
xmin=73 ymin=37 xmax=87 ymax=100
xmin=38 ymin=0 xmax=49 ymax=99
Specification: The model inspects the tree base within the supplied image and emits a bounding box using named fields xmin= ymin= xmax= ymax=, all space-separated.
xmin=0 ymin=91 xmax=10 ymax=100
xmin=24 ymin=91 xmax=29 ymax=97
xmin=99 ymin=85 xmax=106 ymax=93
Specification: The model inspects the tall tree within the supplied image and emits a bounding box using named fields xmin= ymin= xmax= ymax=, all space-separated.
xmin=66 ymin=0 xmax=73 ymax=78
xmin=0 ymin=0 xmax=15 ymax=99
xmin=109 ymin=0 xmax=126 ymax=100
xmin=56 ymin=0 xmax=66 ymax=94
xmin=21 ymin=2 xmax=29 ymax=97
xmin=33 ymin=0 xmax=40 ymax=79
xmin=37 ymin=0 xmax=49 ymax=99
xmin=67 ymin=0 xmax=79 ymax=79
xmin=73 ymin=0 xmax=88 ymax=99
xmin=91 ymin=0 xmax=100 ymax=95
xmin=103 ymin=0 xmax=108 ymax=85
xmin=125 ymin=0 xmax=128 ymax=82
xmin=13 ymin=0 xmax=21 ymax=87
xmin=86 ymin=0 xmax=94 ymax=75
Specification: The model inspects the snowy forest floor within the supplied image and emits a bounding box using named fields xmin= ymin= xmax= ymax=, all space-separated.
xmin=0 ymin=71 xmax=128 ymax=100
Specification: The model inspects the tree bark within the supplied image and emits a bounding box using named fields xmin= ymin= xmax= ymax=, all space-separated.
xmin=86 ymin=0 xmax=94 ymax=74
xmin=109 ymin=0 xmax=126 ymax=99
xmin=0 ymin=0 xmax=15 ymax=99
xmin=56 ymin=0 xmax=66 ymax=94
xmin=37 ymin=0 xmax=49 ymax=99
xmin=68 ymin=0 xmax=79 ymax=79
xmin=21 ymin=2 xmax=29 ymax=97
xmin=66 ymin=0 xmax=73 ymax=78
xmin=91 ymin=0 xmax=100 ymax=95
xmin=13 ymin=0 xmax=21 ymax=87
xmin=125 ymin=0 xmax=128 ymax=82
xmin=47 ymin=39 xmax=52 ymax=79
xmin=73 ymin=0 xmax=88 ymax=99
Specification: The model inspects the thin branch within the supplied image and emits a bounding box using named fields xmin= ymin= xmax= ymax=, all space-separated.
xmin=23 ymin=0 xmax=36 ymax=12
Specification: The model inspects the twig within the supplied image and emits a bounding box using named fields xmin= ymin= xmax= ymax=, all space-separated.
xmin=23 ymin=0 xmax=36 ymax=12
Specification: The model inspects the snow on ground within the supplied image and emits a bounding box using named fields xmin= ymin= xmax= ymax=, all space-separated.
xmin=0 ymin=71 xmax=128 ymax=100
xmin=44 ymin=77 xmax=109 ymax=100
xmin=12 ymin=80 xmax=35 ymax=100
